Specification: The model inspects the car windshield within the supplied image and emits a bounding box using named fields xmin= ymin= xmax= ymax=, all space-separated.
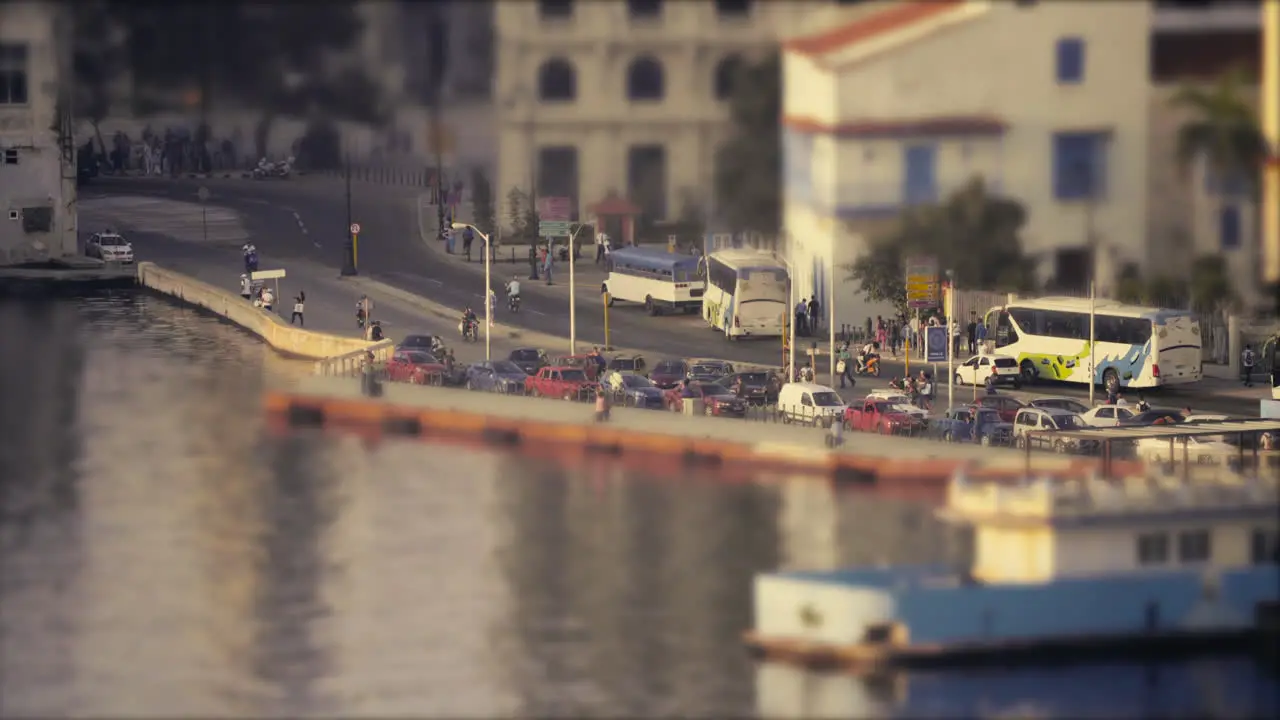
xmin=653 ymin=361 xmax=686 ymax=374
xmin=491 ymin=361 xmax=523 ymax=374
xmin=404 ymin=352 xmax=433 ymax=364
xmin=559 ymin=357 xmax=586 ymax=367
xmin=1052 ymin=414 xmax=1083 ymax=429
xmin=691 ymin=365 xmax=721 ymax=375
xmin=511 ymin=349 xmax=541 ymax=361
xmin=738 ymin=373 xmax=769 ymax=385
xmin=976 ymin=410 xmax=1003 ymax=424
xmin=559 ymin=369 xmax=587 ymax=381
xmin=812 ymin=391 xmax=842 ymax=406
xmin=100 ymin=235 xmax=127 ymax=246
xmin=622 ymin=375 xmax=652 ymax=388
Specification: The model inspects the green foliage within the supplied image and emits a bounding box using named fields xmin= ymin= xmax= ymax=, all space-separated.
xmin=844 ymin=178 xmax=1037 ymax=313
xmin=1189 ymin=254 xmax=1234 ymax=313
xmin=505 ymin=187 xmax=540 ymax=245
xmin=713 ymin=53 xmax=781 ymax=235
xmin=1114 ymin=263 xmax=1190 ymax=308
xmin=1169 ymin=67 xmax=1269 ymax=197
xmin=470 ymin=168 xmax=496 ymax=239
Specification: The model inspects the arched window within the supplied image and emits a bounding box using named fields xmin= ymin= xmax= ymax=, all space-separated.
xmin=538 ymin=58 xmax=577 ymax=102
xmin=539 ymin=0 xmax=573 ymax=19
xmin=628 ymin=0 xmax=662 ymax=19
xmin=713 ymin=55 xmax=742 ymax=100
xmin=626 ymin=56 xmax=664 ymax=101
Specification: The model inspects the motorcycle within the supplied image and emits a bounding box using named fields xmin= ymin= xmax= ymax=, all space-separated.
xmin=856 ymin=354 xmax=881 ymax=377
xmin=243 ymin=250 xmax=259 ymax=274
xmin=459 ymin=318 xmax=479 ymax=342
xmin=251 ymin=156 xmax=293 ymax=180
xmin=508 ymin=294 xmax=520 ymax=313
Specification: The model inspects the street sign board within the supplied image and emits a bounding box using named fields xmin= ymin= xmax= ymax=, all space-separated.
xmin=539 ymin=220 xmax=572 ymax=237
xmin=905 ymin=255 xmax=939 ymax=309
xmin=350 ymin=223 xmax=361 ymax=235
xmin=197 ymin=186 xmax=210 ymax=202
xmin=537 ymin=196 xmax=572 ymax=222
xmin=251 ymin=269 xmax=286 ymax=281
xmin=925 ymin=326 xmax=948 ymax=362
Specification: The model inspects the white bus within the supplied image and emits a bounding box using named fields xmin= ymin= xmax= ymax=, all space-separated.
xmin=983 ymin=297 xmax=1202 ymax=392
xmin=701 ymin=250 xmax=789 ymax=340
xmin=601 ymin=246 xmax=704 ymax=316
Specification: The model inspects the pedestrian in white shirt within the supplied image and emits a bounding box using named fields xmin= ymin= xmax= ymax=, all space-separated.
xmin=291 ymin=292 xmax=305 ymax=326
xmin=260 ymin=287 xmax=274 ymax=312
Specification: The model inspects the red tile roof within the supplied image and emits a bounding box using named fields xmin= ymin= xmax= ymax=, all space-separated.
xmin=785 ymin=0 xmax=966 ymax=58
xmin=784 ymin=115 xmax=1007 ymax=138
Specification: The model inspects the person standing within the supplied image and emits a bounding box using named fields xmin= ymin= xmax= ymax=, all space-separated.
xmin=291 ymin=291 xmax=305 ymax=326
xmin=807 ymin=296 xmax=821 ymax=335
xmin=239 ymin=273 xmax=252 ymax=301
xmin=966 ymin=314 xmax=978 ymax=355
xmin=1242 ymin=343 xmax=1257 ymax=387
xmin=462 ymin=226 xmax=474 ymax=261
xmin=794 ymin=299 xmax=808 ymax=337
xmin=260 ymin=286 xmax=275 ymax=313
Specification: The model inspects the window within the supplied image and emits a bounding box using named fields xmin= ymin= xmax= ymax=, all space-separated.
xmin=707 ymin=258 xmax=737 ymax=292
xmin=0 ymin=44 xmax=28 ymax=105
xmin=903 ymin=145 xmax=938 ymax=204
xmin=627 ymin=144 xmax=667 ymax=221
xmin=713 ymin=55 xmax=742 ymax=100
xmin=539 ymin=0 xmax=573 ymax=19
xmin=1219 ymin=205 xmax=1241 ymax=250
xmin=537 ymin=146 xmax=579 ymax=220
xmin=1097 ymin=408 xmax=1114 ymax=419
xmin=1052 ymin=132 xmax=1108 ymax=200
xmin=628 ymin=0 xmax=662 ymax=19
xmin=716 ymin=0 xmax=752 ymax=17
xmin=1055 ymin=37 xmax=1085 ymax=84
xmin=1177 ymin=530 xmax=1211 ymax=563
xmin=1136 ymin=533 xmax=1170 ymax=565
xmin=537 ymin=58 xmax=577 ymax=102
xmin=626 ymin=56 xmax=665 ymax=101
xmin=3 ymin=148 xmax=16 ymax=165
xmin=1252 ymin=529 xmax=1279 ymax=565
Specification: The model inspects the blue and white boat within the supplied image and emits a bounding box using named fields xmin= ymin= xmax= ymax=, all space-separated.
xmin=746 ymin=470 xmax=1280 ymax=671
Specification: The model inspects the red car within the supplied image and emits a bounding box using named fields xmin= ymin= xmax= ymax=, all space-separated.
xmin=977 ymin=395 xmax=1027 ymax=423
xmin=528 ymin=366 xmax=595 ymax=400
xmin=386 ymin=350 xmax=447 ymax=385
xmin=551 ymin=354 xmax=601 ymax=381
xmin=689 ymin=382 xmax=747 ymax=417
xmin=843 ymin=399 xmax=921 ymax=435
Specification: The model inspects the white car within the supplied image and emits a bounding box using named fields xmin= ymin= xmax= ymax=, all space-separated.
xmin=777 ymin=382 xmax=846 ymax=427
xmin=865 ymin=391 xmax=929 ymax=420
xmin=86 ymin=232 xmax=134 ymax=264
xmin=1136 ymin=435 xmax=1240 ymax=468
xmin=954 ymin=354 xmax=1021 ymax=388
xmin=1077 ymin=404 xmax=1137 ymax=428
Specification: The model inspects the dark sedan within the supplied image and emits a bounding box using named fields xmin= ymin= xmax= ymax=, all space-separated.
xmin=649 ymin=359 xmax=689 ymax=389
xmin=715 ymin=371 xmax=780 ymax=406
xmin=689 ymin=360 xmax=734 ymax=382
xmin=605 ymin=371 xmax=666 ymax=409
xmin=690 ymin=382 xmax=747 ymax=417
xmin=508 ymin=347 xmax=549 ymax=375
xmin=464 ymin=360 xmax=528 ymax=394
xmin=1119 ymin=408 xmax=1185 ymax=426
xmin=397 ymin=334 xmax=443 ymax=352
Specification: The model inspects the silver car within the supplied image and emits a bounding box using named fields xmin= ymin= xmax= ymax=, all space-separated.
xmin=86 ymin=232 xmax=134 ymax=264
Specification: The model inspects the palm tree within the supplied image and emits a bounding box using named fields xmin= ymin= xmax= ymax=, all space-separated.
xmin=1169 ymin=67 xmax=1270 ymax=197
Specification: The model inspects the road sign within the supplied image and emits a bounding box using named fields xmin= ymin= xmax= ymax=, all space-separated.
xmin=251 ymin=269 xmax=286 ymax=281
xmin=539 ymin=220 xmax=572 ymax=237
xmin=197 ymin=186 xmax=210 ymax=202
xmin=925 ymin=326 xmax=947 ymax=362
xmin=537 ymin=197 xmax=572 ymax=222
xmin=905 ymin=255 xmax=939 ymax=309
xmin=350 ymin=223 xmax=361 ymax=235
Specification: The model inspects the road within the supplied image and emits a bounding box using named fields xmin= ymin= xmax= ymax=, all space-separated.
xmin=79 ymin=175 xmax=1268 ymax=416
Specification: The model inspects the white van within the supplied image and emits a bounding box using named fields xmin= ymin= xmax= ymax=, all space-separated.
xmin=777 ymin=382 xmax=846 ymax=427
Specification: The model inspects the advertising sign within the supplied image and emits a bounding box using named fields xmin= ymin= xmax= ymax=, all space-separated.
xmin=536 ymin=197 xmax=572 ymax=222
xmin=925 ymin=326 xmax=948 ymax=363
xmin=905 ymin=255 xmax=939 ymax=309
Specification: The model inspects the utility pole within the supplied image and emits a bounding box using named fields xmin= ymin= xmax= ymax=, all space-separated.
xmin=342 ymin=151 xmax=357 ymax=276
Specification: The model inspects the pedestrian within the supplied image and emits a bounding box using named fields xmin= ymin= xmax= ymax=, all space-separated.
xmin=794 ymin=299 xmax=808 ymax=337
xmin=595 ymin=232 xmax=607 ymax=264
xmin=239 ymin=273 xmax=252 ymax=301
xmin=1242 ymin=343 xmax=1257 ymax=387
xmin=807 ymin=295 xmax=821 ymax=335
xmin=975 ymin=317 xmax=987 ymax=352
xmin=463 ymin=226 xmax=474 ymax=261
xmin=1107 ymin=385 xmax=1119 ymax=405
xmin=260 ymin=286 xmax=274 ymax=312
xmin=291 ymin=291 xmax=305 ymax=326
xmin=542 ymin=246 xmax=555 ymax=285
xmin=837 ymin=342 xmax=855 ymax=389
xmin=951 ymin=317 xmax=961 ymax=358
xmin=890 ymin=321 xmax=901 ymax=356
xmin=967 ymin=313 xmax=978 ymax=355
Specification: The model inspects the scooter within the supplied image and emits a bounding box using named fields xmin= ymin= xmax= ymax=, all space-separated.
xmin=508 ymin=294 xmax=521 ymax=313
xmin=856 ymin=354 xmax=881 ymax=377
xmin=459 ymin=318 xmax=479 ymax=342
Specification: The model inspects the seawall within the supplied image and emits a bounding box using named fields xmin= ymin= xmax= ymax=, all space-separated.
xmin=136 ymin=262 xmax=390 ymax=361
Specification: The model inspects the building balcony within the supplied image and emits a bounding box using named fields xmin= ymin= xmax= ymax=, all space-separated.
xmin=803 ymin=175 xmax=1005 ymax=220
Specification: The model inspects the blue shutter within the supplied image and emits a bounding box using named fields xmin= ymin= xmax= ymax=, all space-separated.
xmin=1053 ymin=132 xmax=1106 ymax=200
xmin=1219 ymin=205 xmax=1241 ymax=250
xmin=902 ymin=144 xmax=937 ymax=205
xmin=1055 ymin=38 xmax=1084 ymax=84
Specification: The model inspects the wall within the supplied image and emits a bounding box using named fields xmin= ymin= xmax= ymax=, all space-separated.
xmin=135 ymin=262 xmax=387 ymax=361
xmin=1053 ymin=519 xmax=1277 ymax=577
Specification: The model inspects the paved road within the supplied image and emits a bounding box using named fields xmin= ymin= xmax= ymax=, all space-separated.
xmin=79 ymin=176 xmax=1270 ymax=417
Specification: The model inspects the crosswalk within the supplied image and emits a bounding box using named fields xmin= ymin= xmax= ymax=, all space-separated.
xmin=79 ymin=196 xmax=249 ymax=246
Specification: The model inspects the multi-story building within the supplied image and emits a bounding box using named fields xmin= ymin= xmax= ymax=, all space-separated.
xmin=0 ymin=1 xmax=77 ymax=266
xmin=494 ymin=0 xmax=825 ymax=238
xmin=782 ymin=0 xmax=1152 ymax=325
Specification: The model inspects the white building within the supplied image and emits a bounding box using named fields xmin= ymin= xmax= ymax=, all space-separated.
xmin=494 ymin=0 xmax=824 ymax=241
xmin=782 ymin=0 xmax=1152 ymax=326
xmin=0 ymin=1 xmax=76 ymax=266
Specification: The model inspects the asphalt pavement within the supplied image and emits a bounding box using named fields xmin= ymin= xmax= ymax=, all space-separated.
xmin=78 ymin=175 xmax=1270 ymax=417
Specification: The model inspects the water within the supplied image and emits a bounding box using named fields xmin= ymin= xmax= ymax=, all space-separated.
xmin=0 ymin=294 xmax=1274 ymax=718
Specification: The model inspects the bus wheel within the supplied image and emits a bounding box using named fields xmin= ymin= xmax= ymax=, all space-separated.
xmin=1019 ymin=360 xmax=1037 ymax=385
xmin=1103 ymin=368 xmax=1119 ymax=394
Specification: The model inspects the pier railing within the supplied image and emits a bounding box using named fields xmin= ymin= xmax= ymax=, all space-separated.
xmin=314 ymin=340 xmax=395 ymax=378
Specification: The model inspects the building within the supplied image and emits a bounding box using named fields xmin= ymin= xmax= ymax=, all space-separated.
xmin=0 ymin=1 xmax=77 ymax=266
xmin=782 ymin=0 xmax=1152 ymax=325
xmin=494 ymin=0 xmax=824 ymax=241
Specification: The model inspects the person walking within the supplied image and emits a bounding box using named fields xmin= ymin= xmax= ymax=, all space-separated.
xmin=837 ymin=342 xmax=856 ymax=389
xmin=1242 ymin=343 xmax=1257 ymax=387
xmin=291 ymin=291 xmax=305 ymax=326
xmin=807 ymin=296 xmax=821 ymax=335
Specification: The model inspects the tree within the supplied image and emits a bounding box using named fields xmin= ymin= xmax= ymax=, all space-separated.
xmin=1169 ymin=66 xmax=1269 ymax=197
xmin=470 ymin=168 xmax=496 ymax=240
xmin=713 ymin=52 xmax=781 ymax=235
xmin=844 ymin=178 xmax=1038 ymax=314
xmin=71 ymin=0 xmax=127 ymax=159
xmin=1189 ymin=254 xmax=1235 ymax=313
xmin=505 ymin=187 xmax=540 ymax=245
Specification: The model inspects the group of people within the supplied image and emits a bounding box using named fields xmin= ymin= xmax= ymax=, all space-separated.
xmin=888 ymin=371 xmax=937 ymax=410
xmin=866 ymin=312 xmax=989 ymax=359
xmin=793 ymin=296 xmax=823 ymax=337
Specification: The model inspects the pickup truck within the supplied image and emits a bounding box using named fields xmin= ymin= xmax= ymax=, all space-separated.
xmin=843 ymin=400 xmax=923 ymax=435
xmin=527 ymin=366 xmax=595 ymax=401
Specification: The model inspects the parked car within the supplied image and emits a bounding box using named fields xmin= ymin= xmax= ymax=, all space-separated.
xmin=954 ymin=354 xmax=1021 ymax=388
xmin=1012 ymin=408 xmax=1097 ymax=454
xmin=608 ymin=355 xmax=647 ymax=376
xmin=527 ymin=366 xmax=595 ymax=400
xmin=976 ymin=395 xmax=1027 ymax=423
xmin=397 ymin=334 xmax=442 ymax=351
xmin=934 ymin=406 xmax=1014 ymax=445
xmin=1077 ymin=404 xmax=1137 ymax=428
xmin=1135 ymin=435 xmax=1242 ymax=469
xmin=385 ymin=350 xmax=447 ymax=385
xmin=1119 ymin=408 xmax=1186 ymax=426
xmin=687 ymin=382 xmax=748 ymax=417
xmin=551 ymin=354 xmax=600 ymax=381
xmin=777 ymin=382 xmax=846 ymax=427
xmin=688 ymin=360 xmax=734 ymax=382
xmin=605 ymin=371 xmax=666 ymax=409
xmin=1028 ymin=397 xmax=1090 ymax=415
xmin=843 ymin=399 xmax=923 ymax=435
xmin=85 ymin=231 xmax=134 ymax=264
xmin=864 ymin=392 xmax=929 ymax=423
xmin=464 ymin=360 xmax=528 ymax=394
xmin=714 ymin=371 xmax=781 ymax=405
xmin=649 ymin=359 xmax=690 ymax=389
xmin=508 ymin=347 xmax=549 ymax=375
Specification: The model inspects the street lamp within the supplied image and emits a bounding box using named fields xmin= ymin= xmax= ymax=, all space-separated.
xmin=945 ymin=269 xmax=955 ymax=411
xmin=772 ymin=251 xmax=797 ymax=380
xmin=453 ymin=222 xmax=492 ymax=361
xmin=565 ymin=223 xmax=588 ymax=354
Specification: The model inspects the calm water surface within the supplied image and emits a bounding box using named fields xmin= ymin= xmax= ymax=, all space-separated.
xmin=0 ymin=294 xmax=1274 ymax=718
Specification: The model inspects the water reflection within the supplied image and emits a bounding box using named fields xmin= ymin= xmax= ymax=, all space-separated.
xmin=0 ymin=294 xmax=1274 ymax=718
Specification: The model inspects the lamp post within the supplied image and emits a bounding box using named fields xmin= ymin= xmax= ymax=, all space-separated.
xmin=454 ymin=222 xmax=492 ymax=360
xmin=945 ymin=269 xmax=955 ymax=411
xmin=566 ymin=223 xmax=587 ymax=354
xmin=1263 ymin=0 xmax=1280 ymax=291
xmin=773 ymin=251 xmax=797 ymax=380
xmin=341 ymin=151 xmax=357 ymax=276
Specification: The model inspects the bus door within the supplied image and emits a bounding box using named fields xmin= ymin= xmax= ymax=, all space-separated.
xmin=992 ymin=310 xmax=1017 ymax=349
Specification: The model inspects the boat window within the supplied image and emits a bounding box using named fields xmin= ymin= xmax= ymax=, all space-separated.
xmin=1136 ymin=532 xmax=1169 ymax=565
xmin=1177 ymin=530 xmax=1212 ymax=563
xmin=1251 ymin=529 xmax=1280 ymax=565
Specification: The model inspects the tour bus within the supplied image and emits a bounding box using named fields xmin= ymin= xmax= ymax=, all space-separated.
xmin=601 ymin=246 xmax=704 ymax=316
xmin=982 ymin=296 xmax=1202 ymax=392
xmin=701 ymin=249 xmax=789 ymax=339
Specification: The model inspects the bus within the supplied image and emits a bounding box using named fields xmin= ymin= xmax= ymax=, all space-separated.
xmin=601 ymin=246 xmax=703 ymax=316
xmin=701 ymin=250 xmax=789 ymax=340
xmin=982 ymin=297 xmax=1202 ymax=392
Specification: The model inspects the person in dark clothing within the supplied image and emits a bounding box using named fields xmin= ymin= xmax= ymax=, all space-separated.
xmin=807 ymin=296 xmax=821 ymax=334
xmin=967 ymin=316 xmax=978 ymax=354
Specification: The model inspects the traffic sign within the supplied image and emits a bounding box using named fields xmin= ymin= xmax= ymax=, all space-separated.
xmin=539 ymin=220 xmax=572 ymax=237
xmin=905 ymin=255 xmax=939 ymax=309
xmin=350 ymin=223 xmax=361 ymax=235
xmin=537 ymin=197 xmax=572 ymax=222
xmin=196 ymin=186 xmax=210 ymax=202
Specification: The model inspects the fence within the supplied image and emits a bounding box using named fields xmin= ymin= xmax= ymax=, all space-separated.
xmin=313 ymin=340 xmax=395 ymax=377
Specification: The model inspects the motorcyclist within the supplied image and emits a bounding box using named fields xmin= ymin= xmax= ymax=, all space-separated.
xmin=462 ymin=306 xmax=478 ymax=338
xmin=369 ymin=320 xmax=385 ymax=342
xmin=506 ymin=276 xmax=521 ymax=310
xmin=355 ymin=294 xmax=371 ymax=328
xmin=242 ymin=242 xmax=258 ymax=272
xmin=857 ymin=341 xmax=877 ymax=373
